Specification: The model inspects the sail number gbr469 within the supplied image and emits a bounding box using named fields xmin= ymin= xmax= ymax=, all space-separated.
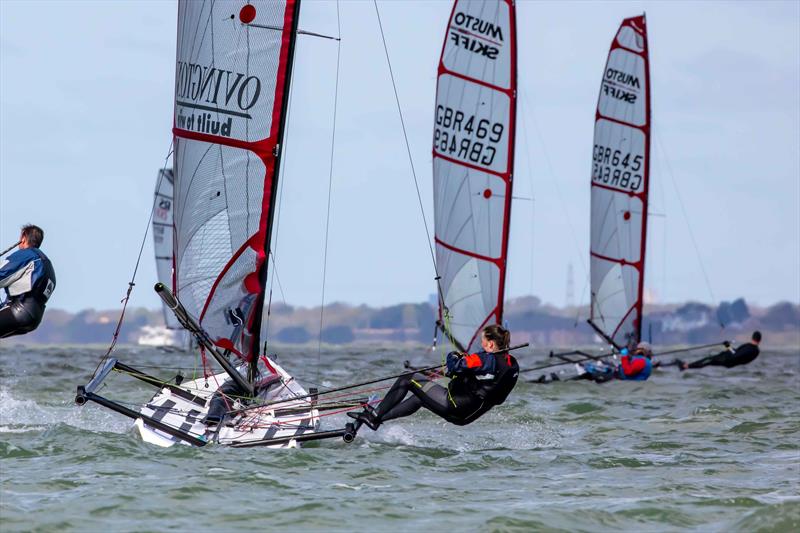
xmin=434 ymin=105 xmax=505 ymax=167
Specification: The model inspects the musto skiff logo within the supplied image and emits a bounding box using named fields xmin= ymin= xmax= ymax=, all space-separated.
xmin=449 ymin=11 xmax=504 ymax=59
xmin=175 ymin=61 xmax=262 ymax=137
xmin=601 ymin=68 xmax=641 ymax=104
xmin=435 ymin=105 xmax=504 ymax=167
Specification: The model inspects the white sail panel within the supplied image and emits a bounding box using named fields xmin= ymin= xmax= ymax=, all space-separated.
xmin=598 ymin=50 xmax=647 ymax=127
xmin=433 ymin=0 xmax=516 ymax=351
xmin=590 ymin=15 xmax=650 ymax=348
xmin=434 ymin=75 xmax=511 ymax=175
xmin=173 ymin=0 xmax=298 ymax=360
xmin=442 ymin=1 xmax=512 ymax=90
xmin=152 ymin=168 xmax=180 ymax=329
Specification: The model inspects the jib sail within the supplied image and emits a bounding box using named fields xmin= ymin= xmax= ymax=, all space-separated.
xmin=172 ymin=0 xmax=300 ymax=362
xmin=589 ymin=15 xmax=651 ymax=349
xmin=432 ymin=0 xmax=517 ymax=352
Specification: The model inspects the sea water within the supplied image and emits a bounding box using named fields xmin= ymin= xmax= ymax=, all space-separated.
xmin=1 ymin=344 xmax=798 ymax=532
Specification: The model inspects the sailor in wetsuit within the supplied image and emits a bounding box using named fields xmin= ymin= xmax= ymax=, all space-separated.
xmin=677 ymin=331 xmax=761 ymax=370
xmin=348 ymin=325 xmax=519 ymax=430
xmin=579 ymin=342 xmax=654 ymax=383
xmin=0 ymin=225 xmax=56 ymax=338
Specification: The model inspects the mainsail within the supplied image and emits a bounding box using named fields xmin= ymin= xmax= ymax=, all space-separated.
xmin=432 ymin=0 xmax=517 ymax=352
xmin=152 ymin=168 xmax=180 ymax=330
xmin=589 ymin=15 xmax=651 ymax=349
xmin=172 ymin=0 xmax=300 ymax=364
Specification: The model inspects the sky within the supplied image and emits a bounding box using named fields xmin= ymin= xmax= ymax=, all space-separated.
xmin=1 ymin=0 xmax=798 ymax=314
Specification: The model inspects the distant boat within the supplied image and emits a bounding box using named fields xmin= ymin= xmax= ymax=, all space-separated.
xmin=432 ymin=0 xmax=517 ymax=352
xmin=136 ymin=325 xmax=181 ymax=348
xmin=588 ymin=14 xmax=651 ymax=351
xmin=77 ymin=0 xmax=357 ymax=448
xmin=151 ymin=168 xmax=180 ymax=332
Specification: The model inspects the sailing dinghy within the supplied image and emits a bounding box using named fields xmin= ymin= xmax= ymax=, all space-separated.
xmin=76 ymin=0 xmax=357 ymax=448
xmin=588 ymin=14 xmax=651 ymax=351
xmin=432 ymin=0 xmax=517 ymax=352
xmin=148 ymin=167 xmax=186 ymax=348
xmin=527 ymin=15 xmax=651 ymax=382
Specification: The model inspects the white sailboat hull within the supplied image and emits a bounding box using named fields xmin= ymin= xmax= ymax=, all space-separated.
xmin=136 ymin=357 xmax=320 ymax=448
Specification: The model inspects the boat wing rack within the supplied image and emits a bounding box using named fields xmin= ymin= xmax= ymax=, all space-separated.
xmin=75 ymin=357 xmax=210 ymax=446
xmin=76 ymin=358 xmax=359 ymax=448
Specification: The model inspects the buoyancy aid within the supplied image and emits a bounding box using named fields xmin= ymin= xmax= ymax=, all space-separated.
xmin=618 ymin=354 xmax=652 ymax=381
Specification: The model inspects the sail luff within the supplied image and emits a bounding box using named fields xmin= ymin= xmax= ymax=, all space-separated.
xmin=432 ymin=0 xmax=517 ymax=352
xmin=636 ymin=14 xmax=651 ymax=344
xmin=589 ymin=14 xmax=650 ymax=348
xmin=496 ymin=0 xmax=517 ymax=334
xmin=249 ymin=0 xmax=302 ymax=379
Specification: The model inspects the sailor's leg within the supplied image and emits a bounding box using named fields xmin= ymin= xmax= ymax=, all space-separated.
xmin=349 ymin=373 xmax=421 ymax=430
xmin=379 ymin=395 xmax=423 ymax=422
xmin=373 ymin=373 xmax=425 ymax=419
xmin=687 ymin=351 xmax=729 ymax=369
xmin=405 ymin=379 xmax=475 ymax=422
xmin=0 ymin=300 xmax=42 ymax=339
xmin=0 ymin=304 xmax=18 ymax=338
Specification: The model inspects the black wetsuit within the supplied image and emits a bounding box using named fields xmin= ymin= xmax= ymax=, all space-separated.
xmin=685 ymin=343 xmax=760 ymax=369
xmin=0 ymin=248 xmax=56 ymax=339
xmin=371 ymin=351 xmax=519 ymax=427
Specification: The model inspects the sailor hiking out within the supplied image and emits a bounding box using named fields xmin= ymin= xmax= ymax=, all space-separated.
xmin=0 ymin=225 xmax=56 ymax=339
xmin=348 ymin=325 xmax=519 ymax=430
xmin=677 ymin=331 xmax=762 ymax=370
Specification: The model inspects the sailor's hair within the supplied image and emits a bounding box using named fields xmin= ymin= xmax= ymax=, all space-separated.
xmin=752 ymin=331 xmax=762 ymax=342
xmin=483 ymin=324 xmax=510 ymax=350
xmin=21 ymin=224 xmax=44 ymax=248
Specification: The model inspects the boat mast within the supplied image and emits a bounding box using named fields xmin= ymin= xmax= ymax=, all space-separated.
xmin=635 ymin=12 xmax=651 ymax=345
xmin=249 ymin=0 xmax=303 ymax=382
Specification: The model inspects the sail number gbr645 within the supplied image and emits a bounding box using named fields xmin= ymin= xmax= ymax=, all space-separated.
xmin=592 ymin=144 xmax=644 ymax=192
xmin=434 ymin=105 xmax=504 ymax=167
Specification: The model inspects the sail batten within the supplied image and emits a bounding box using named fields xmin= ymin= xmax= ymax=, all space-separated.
xmin=172 ymin=0 xmax=300 ymax=363
xmin=589 ymin=14 xmax=651 ymax=348
xmin=433 ymin=0 xmax=517 ymax=352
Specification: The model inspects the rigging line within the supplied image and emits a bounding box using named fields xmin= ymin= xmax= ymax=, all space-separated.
xmin=516 ymin=91 xmax=537 ymax=297
xmin=652 ymin=146 xmax=669 ymax=307
xmin=91 ymin=142 xmax=175 ymax=378
xmin=372 ymin=1 xmax=441 ymax=285
xmin=316 ymin=0 xmax=342 ymax=384
xmin=654 ymin=132 xmax=721 ymax=324
xmin=521 ymin=87 xmax=587 ymax=277
xmin=574 ymin=273 xmax=590 ymax=327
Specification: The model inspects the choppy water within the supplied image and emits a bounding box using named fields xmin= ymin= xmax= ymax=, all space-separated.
xmin=1 ymin=343 xmax=798 ymax=532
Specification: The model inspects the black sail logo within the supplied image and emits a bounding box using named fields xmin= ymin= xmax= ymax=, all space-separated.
xmin=174 ymin=61 xmax=262 ymax=137
xmin=449 ymin=11 xmax=504 ymax=60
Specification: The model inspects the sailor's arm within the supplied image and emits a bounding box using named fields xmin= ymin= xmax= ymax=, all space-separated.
xmin=0 ymin=252 xmax=33 ymax=289
xmin=619 ymin=355 xmax=646 ymax=377
xmin=446 ymin=351 xmax=494 ymax=375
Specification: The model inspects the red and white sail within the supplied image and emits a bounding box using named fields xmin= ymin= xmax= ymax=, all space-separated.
xmin=152 ymin=168 xmax=180 ymax=330
xmin=172 ymin=0 xmax=299 ymax=362
xmin=432 ymin=0 xmax=517 ymax=352
xmin=589 ymin=15 xmax=651 ymax=348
